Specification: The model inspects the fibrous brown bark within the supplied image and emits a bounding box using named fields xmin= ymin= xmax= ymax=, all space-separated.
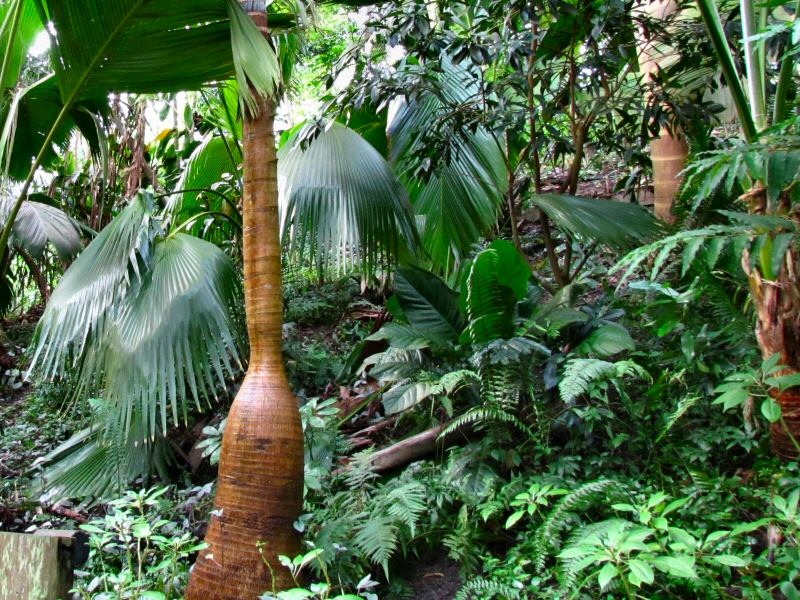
xmin=746 ymin=246 xmax=800 ymax=459
xmin=185 ymin=93 xmax=304 ymax=599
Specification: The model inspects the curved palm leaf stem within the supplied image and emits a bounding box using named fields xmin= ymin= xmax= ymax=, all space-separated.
xmin=773 ymin=0 xmax=800 ymax=124
xmin=0 ymin=0 xmax=23 ymax=94
xmin=696 ymin=0 xmax=758 ymax=142
xmin=0 ymin=0 xmax=147 ymax=270
xmin=174 ymin=210 xmax=243 ymax=234
xmin=157 ymin=188 xmax=241 ymax=217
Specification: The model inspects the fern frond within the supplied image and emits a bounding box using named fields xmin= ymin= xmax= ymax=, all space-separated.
xmin=439 ymin=406 xmax=534 ymax=439
xmin=532 ymin=479 xmax=623 ymax=572
xmin=385 ymin=481 xmax=427 ymax=537
xmin=558 ymin=359 xmax=648 ymax=404
xmin=353 ymin=516 xmax=398 ymax=577
xmin=656 ymin=395 xmax=701 ymax=442
xmin=454 ymin=578 xmax=521 ymax=600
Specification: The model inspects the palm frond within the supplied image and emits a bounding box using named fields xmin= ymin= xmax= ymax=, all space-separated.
xmin=531 ymin=194 xmax=663 ymax=250
xmin=389 ymin=63 xmax=507 ymax=270
xmin=45 ymin=0 xmax=276 ymax=104
xmin=278 ymin=121 xmax=417 ymax=276
xmin=0 ymin=75 xmax=104 ymax=179
xmin=0 ymin=0 xmax=43 ymax=92
xmin=4 ymin=193 xmax=81 ymax=259
xmin=29 ymin=193 xmax=244 ymax=440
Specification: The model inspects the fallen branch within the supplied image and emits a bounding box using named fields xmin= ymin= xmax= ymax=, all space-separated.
xmin=362 ymin=421 xmax=471 ymax=473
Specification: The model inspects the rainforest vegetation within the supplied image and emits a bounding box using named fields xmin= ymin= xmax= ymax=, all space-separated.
xmin=2 ymin=0 xmax=800 ymax=598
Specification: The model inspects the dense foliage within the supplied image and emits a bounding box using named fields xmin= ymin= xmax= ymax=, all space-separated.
xmin=2 ymin=0 xmax=800 ymax=597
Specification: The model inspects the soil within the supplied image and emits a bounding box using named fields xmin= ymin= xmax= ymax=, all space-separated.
xmin=397 ymin=554 xmax=462 ymax=600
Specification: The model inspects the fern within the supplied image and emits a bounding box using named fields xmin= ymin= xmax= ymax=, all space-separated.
xmin=559 ymin=359 xmax=648 ymax=404
xmin=559 ymin=518 xmax=631 ymax=590
xmin=439 ymin=405 xmax=534 ymax=439
xmin=454 ymin=577 xmax=521 ymax=600
xmin=656 ymin=395 xmax=701 ymax=442
xmin=532 ymin=479 xmax=623 ymax=572
xmin=353 ymin=516 xmax=398 ymax=577
xmin=386 ymin=481 xmax=427 ymax=536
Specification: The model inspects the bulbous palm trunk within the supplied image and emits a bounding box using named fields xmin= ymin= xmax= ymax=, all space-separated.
xmin=748 ymin=246 xmax=800 ymax=459
xmin=649 ymin=131 xmax=688 ymax=223
xmin=635 ymin=0 xmax=688 ymax=223
xmin=186 ymin=96 xmax=304 ymax=599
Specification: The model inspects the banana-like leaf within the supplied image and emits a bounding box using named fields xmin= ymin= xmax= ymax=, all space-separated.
xmin=29 ymin=193 xmax=244 ymax=439
xmin=0 ymin=0 xmax=43 ymax=92
xmin=461 ymin=240 xmax=531 ymax=345
xmin=0 ymin=75 xmax=104 ymax=179
xmin=5 ymin=193 xmax=81 ymax=259
xmin=43 ymin=0 xmax=277 ymax=111
xmin=388 ymin=62 xmax=507 ymax=270
xmin=278 ymin=121 xmax=417 ymax=275
xmin=531 ymin=194 xmax=663 ymax=250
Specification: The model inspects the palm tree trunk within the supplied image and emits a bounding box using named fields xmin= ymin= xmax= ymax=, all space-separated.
xmin=635 ymin=0 xmax=688 ymax=223
xmin=185 ymin=79 xmax=303 ymax=600
xmin=747 ymin=245 xmax=800 ymax=459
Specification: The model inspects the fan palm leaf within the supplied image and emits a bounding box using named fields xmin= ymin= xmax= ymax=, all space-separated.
xmin=4 ymin=192 xmax=81 ymax=259
xmin=388 ymin=62 xmax=507 ymax=270
xmin=530 ymin=194 xmax=663 ymax=250
xmin=29 ymin=193 xmax=244 ymax=440
xmin=278 ymin=120 xmax=417 ymax=275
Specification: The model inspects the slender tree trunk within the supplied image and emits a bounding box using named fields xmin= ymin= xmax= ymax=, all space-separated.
xmin=186 ymin=81 xmax=303 ymax=600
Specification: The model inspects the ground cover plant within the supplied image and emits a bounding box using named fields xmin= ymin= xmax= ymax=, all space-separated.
xmin=1 ymin=0 xmax=800 ymax=598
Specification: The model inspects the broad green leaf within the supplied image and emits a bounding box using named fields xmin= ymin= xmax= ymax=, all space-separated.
xmin=651 ymin=555 xmax=698 ymax=579
xmin=628 ymin=559 xmax=655 ymax=586
xmin=394 ymin=266 xmax=464 ymax=342
xmin=598 ymin=562 xmax=619 ymax=589
xmin=576 ymin=323 xmax=635 ymax=357
xmin=761 ymin=397 xmax=782 ymax=423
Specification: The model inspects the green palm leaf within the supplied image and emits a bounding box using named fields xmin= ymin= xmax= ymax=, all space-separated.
xmin=167 ymin=134 xmax=243 ymax=238
xmin=44 ymin=0 xmax=277 ymax=105
xmin=0 ymin=0 xmax=43 ymax=92
xmin=5 ymin=193 xmax=81 ymax=259
xmin=29 ymin=193 xmax=244 ymax=438
xmin=388 ymin=62 xmax=507 ymax=270
xmin=278 ymin=121 xmax=417 ymax=275
xmin=394 ymin=266 xmax=464 ymax=343
xmin=531 ymin=194 xmax=663 ymax=250
xmin=0 ymin=75 xmax=104 ymax=179
xmin=462 ymin=240 xmax=531 ymax=345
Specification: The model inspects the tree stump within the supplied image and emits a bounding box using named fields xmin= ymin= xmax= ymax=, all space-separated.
xmin=0 ymin=531 xmax=81 ymax=600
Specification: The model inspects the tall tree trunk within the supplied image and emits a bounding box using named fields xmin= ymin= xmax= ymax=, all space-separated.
xmin=186 ymin=44 xmax=304 ymax=600
xmin=635 ymin=0 xmax=688 ymax=223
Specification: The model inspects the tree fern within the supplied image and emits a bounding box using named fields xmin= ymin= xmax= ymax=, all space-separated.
xmin=386 ymin=481 xmax=427 ymax=536
xmin=532 ymin=479 xmax=623 ymax=572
